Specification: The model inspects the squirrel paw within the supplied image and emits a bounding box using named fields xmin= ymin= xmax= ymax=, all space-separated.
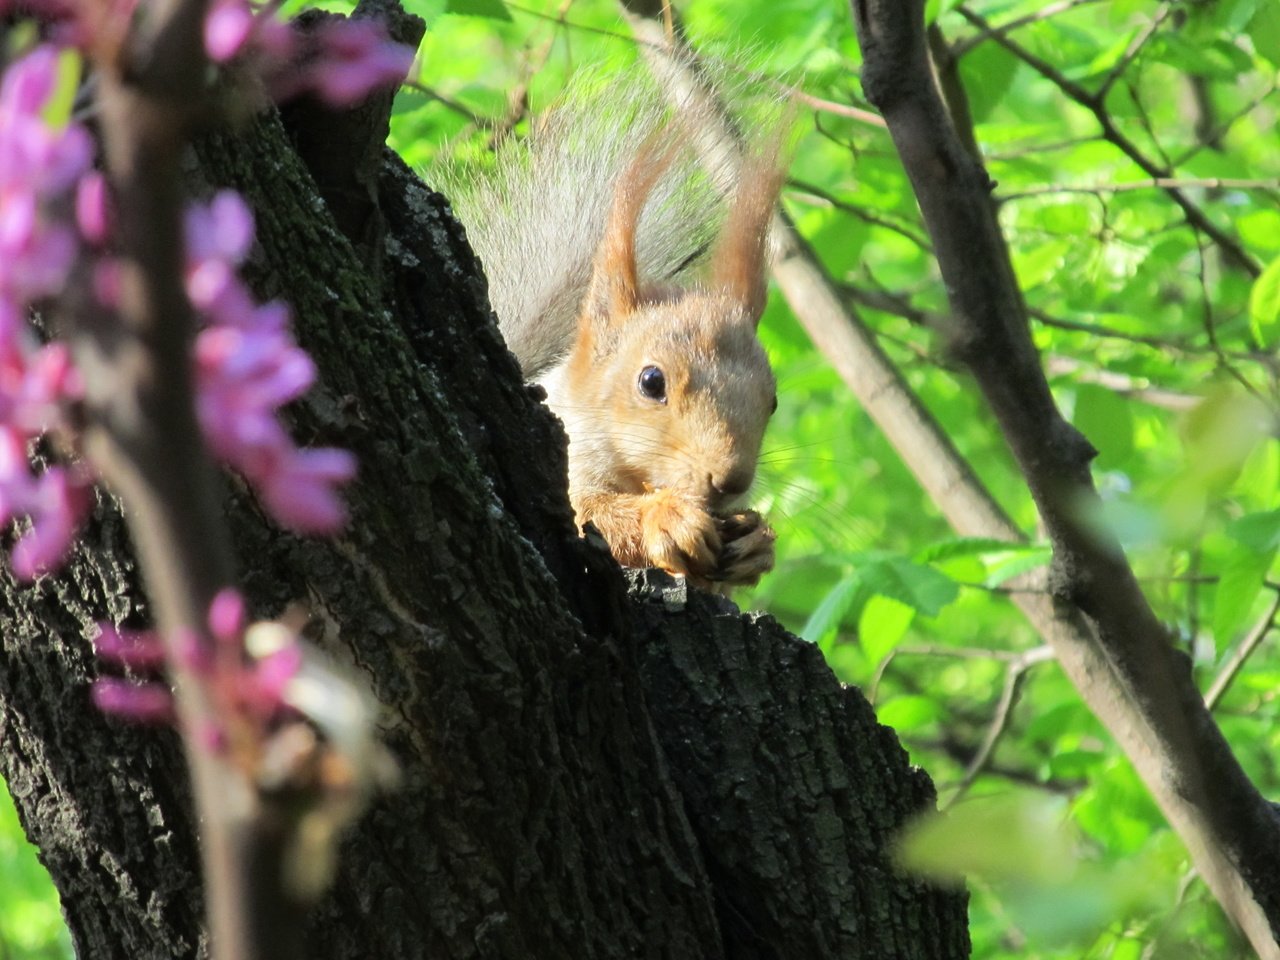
xmin=640 ymin=489 xmax=722 ymax=580
xmin=711 ymin=510 xmax=777 ymax=587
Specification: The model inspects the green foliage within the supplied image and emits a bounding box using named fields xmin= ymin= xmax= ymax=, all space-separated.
xmin=398 ymin=1 xmax=1279 ymax=956
xmin=0 ymin=777 xmax=70 ymax=960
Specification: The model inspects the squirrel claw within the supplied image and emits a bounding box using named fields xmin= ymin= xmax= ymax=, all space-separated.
xmin=711 ymin=510 xmax=777 ymax=587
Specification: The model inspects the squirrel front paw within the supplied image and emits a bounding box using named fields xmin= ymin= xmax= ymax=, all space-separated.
xmin=639 ymin=488 xmax=722 ymax=580
xmin=711 ymin=510 xmax=776 ymax=587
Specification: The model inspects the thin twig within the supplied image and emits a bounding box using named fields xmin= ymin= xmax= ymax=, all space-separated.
xmin=948 ymin=0 xmax=1107 ymax=61
xmin=1205 ymin=592 xmax=1280 ymax=711
xmin=789 ymin=177 xmax=933 ymax=250
xmin=999 ymin=177 xmax=1280 ymax=202
xmin=955 ymin=4 xmax=1261 ymax=278
xmin=1094 ymin=4 xmax=1171 ymax=101
xmin=943 ymin=647 xmax=1056 ymax=809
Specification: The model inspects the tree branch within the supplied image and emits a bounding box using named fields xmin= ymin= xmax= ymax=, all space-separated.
xmin=76 ymin=3 xmax=299 ymax=958
xmin=851 ymin=1 xmax=1280 ymax=954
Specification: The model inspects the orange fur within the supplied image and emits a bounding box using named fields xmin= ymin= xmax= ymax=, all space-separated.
xmin=542 ymin=120 xmax=786 ymax=590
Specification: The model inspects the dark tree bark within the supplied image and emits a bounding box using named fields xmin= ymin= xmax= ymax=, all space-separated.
xmin=0 ymin=9 xmax=969 ymax=956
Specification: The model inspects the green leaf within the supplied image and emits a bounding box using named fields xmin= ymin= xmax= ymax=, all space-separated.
xmin=875 ymin=694 xmax=942 ymax=732
xmin=958 ymin=41 xmax=1022 ymax=122
xmin=42 ymin=49 xmax=81 ymax=128
xmin=1014 ymin=238 xmax=1072 ymax=291
xmin=1238 ymin=210 xmax=1280 ymax=254
xmin=445 ymin=0 xmax=511 ymax=20
xmin=1250 ymin=255 xmax=1280 ymax=347
xmin=799 ymin=572 xmax=862 ymax=647
xmin=1226 ymin=509 xmax=1280 ymax=553
xmin=1249 ymin=2 xmax=1280 ymax=65
xmin=913 ymin=537 xmax=1033 ymax=563
xmin=1072 ymin=384 xmax=1134 ymax=468
xmin=859 ymin=594 xmax=915 ymax=663
xmin=1213 ymin=548 xmax=1275 ymax=647
xmin=923 ymin=0 xmax=961 ymax=25
xmin=858 ymin=556 xmax=958 ymax=617
xmin=984 ymin=546 xmax=1053 ymax=587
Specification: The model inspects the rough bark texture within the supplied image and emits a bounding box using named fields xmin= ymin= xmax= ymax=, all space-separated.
xmin=0 ymin=14 xmax=969 ymax=957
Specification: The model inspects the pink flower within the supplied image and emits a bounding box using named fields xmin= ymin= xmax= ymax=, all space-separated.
xmin=0 ymin=43 xmax=57 ymax=116
xmin=303 ymin=20 xmax=415 ymax=106
xmin=208 ymin=586 xmax=247 ymax=643
xmin=93 ymin=623 xmax=168 ymax=669
xmin=93 ymin=589 xmax=306 ymax=750
xmin=9 ymin=465 xmax=91 ymax=579
xmin=204 ymin=0 xmax=256 ymax=63
xmin=185 ymin=190 xmax=254 ymax=266
xmin=202 ymin=1 xmax=412 ymax=107
xmin=76 ymin=172 xmax=109 ymax=245
xmin=184 ymin=191 xmax=354 ymax=534
xmin=260 ymin=447 xmax=356 ymax=533
xmin=91 ymin=678 xmax=175 ymax=723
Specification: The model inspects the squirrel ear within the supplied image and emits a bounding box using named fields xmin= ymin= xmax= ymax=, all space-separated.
xmin=709 ymin=147 xmax=785 ymax=324
xmin=583 ymin=129 xmax=683 ymax=326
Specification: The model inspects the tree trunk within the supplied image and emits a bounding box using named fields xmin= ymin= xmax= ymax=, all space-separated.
xmin=0 ymin=16 xmax=970 ymax=957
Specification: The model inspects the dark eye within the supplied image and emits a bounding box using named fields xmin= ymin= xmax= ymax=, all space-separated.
xmin=638 ymin=365 xmax=667 ymax=404
xmin=770 ymin=394 xmax=778 ymax=414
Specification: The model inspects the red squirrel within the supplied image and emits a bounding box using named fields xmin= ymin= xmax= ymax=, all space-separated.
xmin=448 ymin=87 xmax=784 ymax=589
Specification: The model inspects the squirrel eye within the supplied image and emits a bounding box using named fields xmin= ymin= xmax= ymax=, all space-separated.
xmin=638 ymin=365 xmax=667 ymax=404
xmin=770 ymin=394 xmax=778 ymax=415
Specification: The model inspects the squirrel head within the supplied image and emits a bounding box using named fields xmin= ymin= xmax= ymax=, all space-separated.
xmin=563 ymin=289 xmax=776 ymax=510
xmin=556 ymin=130 xmax=783 ymax=510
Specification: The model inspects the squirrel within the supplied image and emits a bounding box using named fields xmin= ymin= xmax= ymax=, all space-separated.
xmin=445 ymin=82 xmax=784 ymax=590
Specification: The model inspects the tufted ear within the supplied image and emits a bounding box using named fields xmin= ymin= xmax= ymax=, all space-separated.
xmin=581 ymin=128 xmax=683 ymax=330
xmin=708 ymin=143 xmax=786 ymax=324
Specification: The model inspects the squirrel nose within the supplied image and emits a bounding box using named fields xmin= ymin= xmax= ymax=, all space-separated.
xmin=710 ymin=468 xmax=753 ymax=499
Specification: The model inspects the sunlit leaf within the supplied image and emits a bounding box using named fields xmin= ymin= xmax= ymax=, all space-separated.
xmin=984 ymin=546 xmax=1053 ymax=588
xmin=859 ymin=594 xmax=915 ymax=663
xmin=1072 ymin=384 xmax=1134 ymax=468
xmin=857 ymin=555 xmax=959 ymax=617
xmin=1250 ymin=2 xmax=1280 ymax=65
xmin=799 ymin=572 xmax=862 ymax=648
xmin=1250 ymin=255 xmax=1280 ymax=347
xmin=444 ymin=0 xmax=511 ymax=20
xmin=913 ymin=537 xmax=1033 ymax=563
xmin=876 ymin=694 xmax=942 ymax=732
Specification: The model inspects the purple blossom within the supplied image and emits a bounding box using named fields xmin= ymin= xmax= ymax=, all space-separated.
xmin=76 ymin=172 xmax=109 ymax=245
xmin=202 ymin=0 xmax=413 ymax=107
xmin=260 ymin=447 xmax=357 ymax=534
xmin=5 ymin=461 xmax=92 ymax=579
xmin=0 ymin=30 xmax=365 ymax=581
xmin=0 ymin=46 xmax=93 ymax=196
xmin=92 ymin=589 xmax=306 ymax=749
xmin=92 ymin=623 xmax=168 ymax=669
xmin=185 ymin=190 xmax=255 ymax=266
xmin=299 ymin=20 xmax=416 ymax=106
xmin=91 ymin=678 xmax=175 ymax=723
xmin=204 ymin=0 xmax=257 ymax=63
xmin=184 ymin=192 xmax=354 ymax=534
